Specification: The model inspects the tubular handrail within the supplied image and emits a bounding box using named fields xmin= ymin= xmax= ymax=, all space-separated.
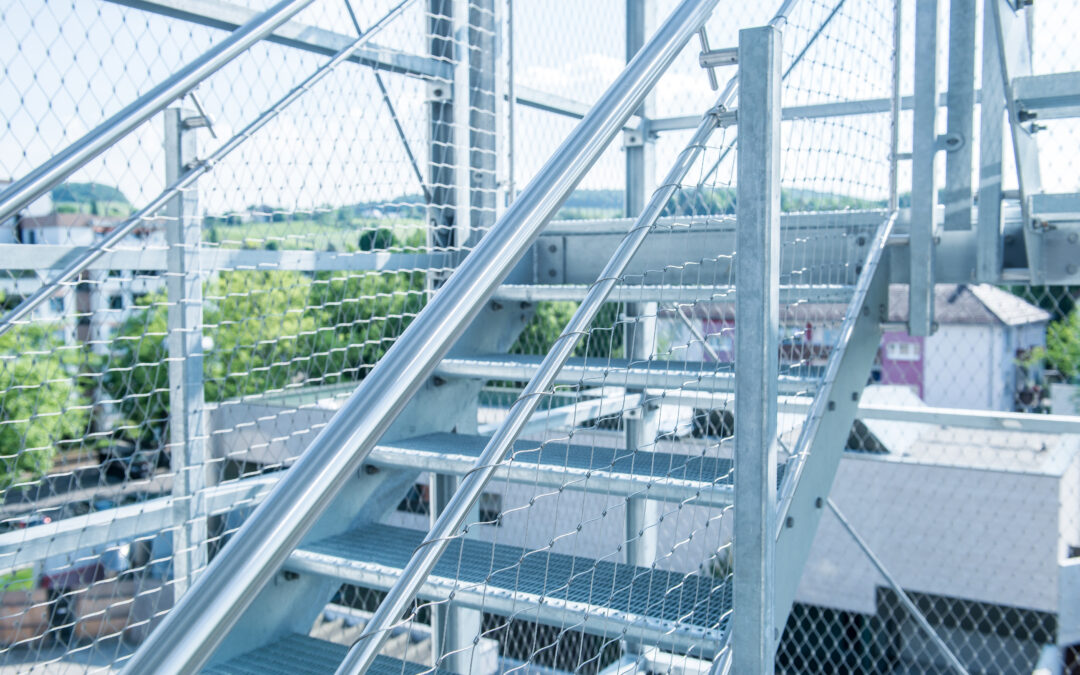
xmin=337 ymin=2 xmax=808 ymax=669
xmin=336 ymin=97 xmax=732 ymax=675
xmin=120 ymin=0 xmax=719 ymax=670
xmin=0 ymin=0 xmax=314 ymax=226
xmin=0 ymin=0 xmax=417 ymax=340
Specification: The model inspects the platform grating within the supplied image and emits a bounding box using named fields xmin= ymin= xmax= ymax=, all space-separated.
xmin=293 ymin=524 xmax=731 ymax=640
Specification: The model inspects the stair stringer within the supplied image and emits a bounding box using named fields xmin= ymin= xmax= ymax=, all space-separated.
xmin=771 ymin=257 xmax=890 ymax=640
xmin=208 ymin=297 xmax=534 ymax=667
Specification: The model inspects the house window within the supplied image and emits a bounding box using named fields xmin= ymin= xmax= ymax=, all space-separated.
xmin=396 ymin=483 xmax=429 ymax=515
xmin=108 ymin=295 xmax=123 ymax=310
xmin=478 ymin=492 xmax=502 ymax=526
xmin=885 ymin=341 xmax=921 ymax=362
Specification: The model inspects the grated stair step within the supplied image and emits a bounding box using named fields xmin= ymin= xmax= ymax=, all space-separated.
xmin=202 ymin=633 xmax=445 ymax=675
xmin=435 ymin=353 xmax=818 ymax=396
xmin=286 ymin=524 xmax=730 ymax=658
xmin=493 ymin=283 xmax=855 ymax=305
xmin=367 ymin=432 xmax=748 ymax=508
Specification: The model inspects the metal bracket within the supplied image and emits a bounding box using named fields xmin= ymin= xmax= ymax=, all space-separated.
xmin=697 ymin=28 xmax=727 ymax=91
xmin=426 ymin=81 xmax=452 ymax=102
xmin=622 ymin=129 xmax=646 ymax=148
xmin=936 ymin=132 xmax=965 ymax=152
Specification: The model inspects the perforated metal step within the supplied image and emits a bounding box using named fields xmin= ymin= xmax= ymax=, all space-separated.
xmin=202 ymin=633 xmax=436 ymax=675
xmin=368 ymin=432 xmax=740 ymax=507
xmin=435 ymin=354 xmax=817 ymax=396
xmin=287 ymin=524 xmax=730 ymax=658
xmin=493 ymin=283 xmax=855 ymax=305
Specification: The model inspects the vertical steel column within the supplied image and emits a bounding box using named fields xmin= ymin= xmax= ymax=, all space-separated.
xmin=430 ymin=474 xmax=483 ymax=673
xmin=909 ymin=0 xmax=939 ymax=337
xmin=428 ymin=0 xmax=456 ymax=254
xmin=468 ymin=0 xmax=499 ymax=241
xmin=164 ymin=107 xmax=207 ymax=597
xmin=733 ymin=24 xmax=781 ymax=673
xmin=888 ymin=0 xmax=903 ymax=213
xmin=976 ymin=0 xmax=1005 ymax=281
xmin=943 ymin=0 xmax=976 ymax=231
xmin=428 ymin=2 xmax=483 ymax=670
xmin=623 ymin=0 xmax=659 ymax=585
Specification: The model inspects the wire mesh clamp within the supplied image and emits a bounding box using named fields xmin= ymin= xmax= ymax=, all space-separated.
xmin=698 ymin=28 xmax=737 ymax=91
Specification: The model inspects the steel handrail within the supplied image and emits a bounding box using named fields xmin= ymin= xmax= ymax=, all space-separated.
xmin=121 ymin=0 xmax=718 ymax=670
xmin=0 ymin=0 xmax=313 ymax=226
xmin=338 ymin=98 xmax=731 ymax=675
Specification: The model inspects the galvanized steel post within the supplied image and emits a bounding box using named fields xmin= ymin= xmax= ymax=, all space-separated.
xmin=732 ymin=23 xmax=781 ymax=674
xmin=164 ymin=107 xmax=209 ymax=599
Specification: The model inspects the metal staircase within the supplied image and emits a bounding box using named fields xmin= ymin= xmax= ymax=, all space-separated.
xmin=0 ymin=0 xmax=1077 ymax=673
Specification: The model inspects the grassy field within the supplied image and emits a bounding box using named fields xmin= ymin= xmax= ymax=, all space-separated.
xmin=0 ymin=568 xmax=34 ymax=592
xmin=206 ymin=218 xmax=427 ymax=252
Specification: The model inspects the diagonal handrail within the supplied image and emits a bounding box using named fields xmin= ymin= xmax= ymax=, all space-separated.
xmin=0 ymin=0 xmax=418 ymax=340
xmin=336 ymin=98 xmax=734 ymax=675
xmin=337 ymin=2 xmax=811 ymax=671
xmin=121 ymin=0 xmax=718 ymax=670
xmin=0 ymin=0 xmax=313 ymax=226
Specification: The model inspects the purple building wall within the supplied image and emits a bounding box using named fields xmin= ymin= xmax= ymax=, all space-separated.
xmin=878 ymin=331 xmax=925 ymax=398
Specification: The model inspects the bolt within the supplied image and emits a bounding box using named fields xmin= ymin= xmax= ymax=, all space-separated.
xmin=548 ymin=244 xmax=558 ymax=253
xmin=856 ymin=236 xmax=866 ymax=246
xmin=549 ymin=268 xmax=557 ymax=278
xmin=491 ymin=301 xmax=503 ymax=311
xmin=827 ymin=400 xmax=836 ymax=411
xmin=363 ymin=464 xmax=379 ymax=476
xmin=851 ymin=391 xmax=859 ymax=401
xmin=282 ymin=570 xmax=299 ymax=582
xmin=433 ymin=376 xmax=446 ymax=387
xmin=815 ymin=497 xmax=823 ymax=508
xmin=855 ymin=264 xmax=863 ymax=275
xmin=785 ymin=516 xmax=794 ymax=528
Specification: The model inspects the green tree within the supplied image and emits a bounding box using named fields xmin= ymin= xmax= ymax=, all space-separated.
xmin=105 ymin=266 xmax=427 ymax=442
xmin=1028 ymin=309 xmax=1080 ymax=382
xmin=0 ymin=324 xmax=90 ymax=487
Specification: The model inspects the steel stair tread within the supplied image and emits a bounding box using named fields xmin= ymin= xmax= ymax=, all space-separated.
xmin=435 ymin=353 xmax=817 ymax=395
xmin=201 ymin=633 xmax=437 ymax=675
xmin=368 ymin=432 xmax=742 ymax=504
xmin=493 ymin=283 xmax=855 ymax=304
xmin=287 ymin=523 xmax=730 ymax=655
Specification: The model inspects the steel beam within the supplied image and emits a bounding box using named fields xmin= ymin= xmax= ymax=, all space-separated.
xmin=732 ymin=24 xmax=781 ymax=673
xmin=623 ymin=0 xmax=660 ymax=595
xmin=977 ymin=0 xmax=1006 ymax=282
xmin=991 ymin=0 xmax=1045 ymax=282
xmin=943 ymin=0 xmax=977 ymax=231
xmin=1013 ymin=71 xmax=1080 ymax=119
xmin=909 ymin=0 xmax=939 ymax=337
xmin=105 ymin=0 xmax=446 ymax=79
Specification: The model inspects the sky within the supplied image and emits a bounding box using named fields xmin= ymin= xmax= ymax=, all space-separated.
xmin=1 ymin=0 xmax=1078 ymax=217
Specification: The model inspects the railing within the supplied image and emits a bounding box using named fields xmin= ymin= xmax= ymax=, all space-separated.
xmin=122 ymin=0 xmax=722 ymax=670
xmin=0 ymin=1 xmax=1075 ymax=673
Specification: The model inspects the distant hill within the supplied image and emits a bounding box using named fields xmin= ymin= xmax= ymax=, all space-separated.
xmin=52 ymin=182 xmax=129 ymax=205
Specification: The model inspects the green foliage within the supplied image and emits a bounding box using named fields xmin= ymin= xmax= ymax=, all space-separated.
xmin=1025 ymin=309 xmax=1080 ymax=381
xmin=511 ymin=302 xmax=623 ymax=359
xmin=358 ymin=227 xmax=396 ymax=251
xmin=106 ymin=259 xmax=427 ymax=442
xmin=51 ymin=182 xmax=129 ymax=205
xmin=0 ymin=323 xmax=91 ymax=487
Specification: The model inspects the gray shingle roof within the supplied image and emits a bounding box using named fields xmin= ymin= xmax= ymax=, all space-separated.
xmin=888 ymin=284 xmax=1051 ymax=326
